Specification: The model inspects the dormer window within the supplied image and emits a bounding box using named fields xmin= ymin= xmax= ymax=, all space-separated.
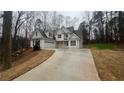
xmin=58 ymin=34 xmax=61 ymax=38
xmin=65 ymin=34 xmax=68 ymax=38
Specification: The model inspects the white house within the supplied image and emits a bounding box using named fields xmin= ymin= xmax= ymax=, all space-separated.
xmin=30 ymin=26 xmax=82 ymax=49
xmin=55 ymin=27 xmax=81 ymax=48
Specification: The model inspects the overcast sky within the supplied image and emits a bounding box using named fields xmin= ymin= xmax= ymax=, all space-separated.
xmin=58 ymin=11 xmax=83 ymax=29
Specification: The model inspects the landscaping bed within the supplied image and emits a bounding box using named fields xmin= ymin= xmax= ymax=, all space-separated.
xmin=0 ymin=49 xmax=54 ymax=80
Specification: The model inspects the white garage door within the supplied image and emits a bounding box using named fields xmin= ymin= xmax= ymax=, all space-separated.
xmin=44 ymin=39 xmax=55 ymax=48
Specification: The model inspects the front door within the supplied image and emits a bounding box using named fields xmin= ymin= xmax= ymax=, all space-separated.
xmin=33 ymin=39 xmax=40 ymax=50
xmin=36 ymin=39 xmax=40 ymax=48
xmin=57 ymin=41 xmax=64 ymax=48
xmin=64 ymin=41 xmax=68 ymax=48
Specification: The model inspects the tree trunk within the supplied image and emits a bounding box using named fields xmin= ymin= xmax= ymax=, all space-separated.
xmin=110 ymin=11 xmax=113 ymax=42
xmin=13 ymin=26 xmax=18 ymax=52
xmin=105 ymin=11 xmax=109 ymax=43
xmin=119 ymin=11 xmax=124 ymax=42
xmin=25 ymin=22 xmax=28 ymax=48
xmin=100 ymin=13 xmax=104 ymax=42
xmin=2 ymin=11 xmax=12 ymax=69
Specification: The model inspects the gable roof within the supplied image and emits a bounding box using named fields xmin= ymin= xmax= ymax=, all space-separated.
xmin=69 ymin=33 xmax=80 ymax=40
xmin=39 ymin=30 xmax=47 ymax=38
xmin=30 ymin=29 xmax=48 ymax=39
xmin=73 ymin=30 xmax=82 ymax=39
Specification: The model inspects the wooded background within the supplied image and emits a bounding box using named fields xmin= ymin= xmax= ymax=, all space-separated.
xmin=0 ymin=11 xmax=124 ymax=69
xmin=79 ymin=11 xmax=124 ymax=44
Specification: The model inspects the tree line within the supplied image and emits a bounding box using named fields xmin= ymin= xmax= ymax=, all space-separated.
xmin=79 ymin=11 xmax=124 ymax=44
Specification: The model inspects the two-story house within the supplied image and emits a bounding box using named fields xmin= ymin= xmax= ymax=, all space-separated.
xmin=30 ymin=26 xmax=82 ymax=49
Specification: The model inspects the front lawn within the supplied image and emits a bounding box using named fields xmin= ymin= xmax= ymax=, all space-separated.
xmin=92 ymin=49 xmax=124 ymax=80
xmin=86 ymin=43 xmax=124 ymax=80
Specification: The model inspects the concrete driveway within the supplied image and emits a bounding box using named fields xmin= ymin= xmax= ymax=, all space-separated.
xmin=13 ymin=49 xmax=100 ymax=81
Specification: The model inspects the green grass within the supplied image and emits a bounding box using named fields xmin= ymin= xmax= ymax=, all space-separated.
xmin=86 ymin=43 xmax=117 ymax=49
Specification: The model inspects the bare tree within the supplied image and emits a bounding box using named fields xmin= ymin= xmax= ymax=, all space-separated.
xmin=78 ymin=21 xmax=88 ymax=45
xmin=84 ymin=11 xmax=92 ymax=41
xmin=13 ymin=11 xmax=33 ymax=51
xmin=13 ymin=11 xmax=26 ymax=51
xmin=109 ymin=11 xmax=113 ymax=42
xmin=2 ymin=11 xmax=12 ymax=69
xmin=70 ymin=17 xmax=79 ymax=28
xmin=51 ymin=11 xmax=58 ymax=30
xmin=57 ymin=14 xmax=64 ymax=28
xmin=40 ymin=11 xmax=49 ymax=31
xmin=24 ymin=12 xmax=35 ymax=48
xmin=65 ymin=16 xmax=71 ymax=27
xmin=51 ymin=12 xmax=64 ymax=30
xmin=105 ymin=11 xmax=109 ymax=42
xmin=118 ymin=11 xmax=124 ymax=42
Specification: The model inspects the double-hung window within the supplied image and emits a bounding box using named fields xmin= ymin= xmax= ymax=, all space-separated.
xmin=71 ymin=41 xmax=76 ymax=46
xmin=58 ymin=34 xmax=61 ymax=38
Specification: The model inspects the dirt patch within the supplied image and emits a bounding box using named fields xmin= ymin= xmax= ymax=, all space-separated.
xmin=91 ymin=49 xmax=124 ymax=80
xmin=0 ymin=49 xmax=54 ymax=81
xmin=0 ymin=48 xmax=38 ymax=72
xmin=12 ymin=48 xmax=38 ymax=67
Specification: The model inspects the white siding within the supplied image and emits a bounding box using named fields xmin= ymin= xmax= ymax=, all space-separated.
xmin=40 ymin=40 xmax=44 ymax=48
xmin=32 ymin=31 xmax=43 ymax=39
xmin=67 ymin=33 xmax=80 ymax=48
xmin=43 ymin=39 xmax=55 ymax=48
xmin=55 ymin=30 xmax=64 ymax=41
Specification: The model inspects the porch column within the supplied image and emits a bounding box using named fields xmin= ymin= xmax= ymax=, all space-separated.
xmin=30 ymin=40 xmax=33 ymax=48
xmin=68 ymin=40 xmax=70 ymax=48
xmin=77 ymin=40 xmax=79 ymax=48
xmin=63 ymin=41 xmax=64 ymax=48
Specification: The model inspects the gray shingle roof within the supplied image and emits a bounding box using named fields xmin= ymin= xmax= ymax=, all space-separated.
xmin=39 ymin=30 xmax=48 ymax=38
xmin=73 ymin=30 xmax=82 ymax=39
